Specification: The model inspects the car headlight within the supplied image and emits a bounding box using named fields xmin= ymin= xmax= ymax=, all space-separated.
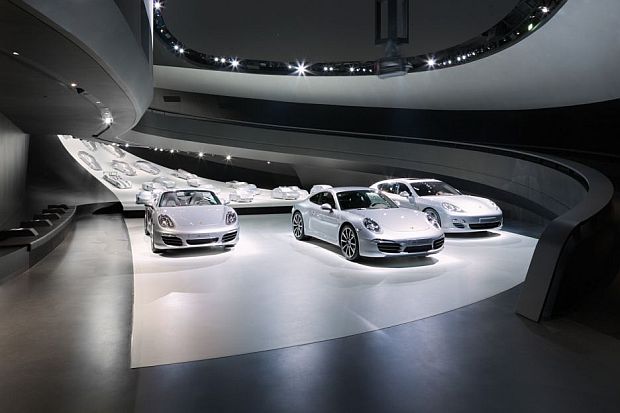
xmin=363 ymin=218 xmax=381 ymax=232
xmin=426 ymin=214 xmax=441 ymax=229
xmin=226 ymin=210 xmax=237 ymax=225
xmin=441 ymin=202 xmax=465 ymax=213
xmin=158 ymin=214 xmax=175 ymax=228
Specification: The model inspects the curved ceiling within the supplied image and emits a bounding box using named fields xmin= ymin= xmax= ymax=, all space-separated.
xmin=153 ymin=0 xmax=620 ymax=110
xmin=159 ymin=0 xmax=519 ymax=62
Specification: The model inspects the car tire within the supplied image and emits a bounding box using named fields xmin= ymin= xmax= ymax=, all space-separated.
xmin=339 ymin=224 xmax=360 ymax=261
xmin=292 ymin=211 xmax=309 ymax=240
xmin=424 ymin=208 xmax=442 ymax=227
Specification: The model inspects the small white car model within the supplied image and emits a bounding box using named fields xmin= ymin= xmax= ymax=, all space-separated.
xmin=229 ymin=188 xmax=254 ymax=203
xmin=173 ymin=169 xmax=198 ymax=180
xmin=81 ymin=140 xmax=97 ymax=152
xmin=153 ymin=176 xmax=176 ymax=189
xmin=310 ymin=184 xmax=332 ymax=195
xmin=142 ymin=181 xmax=164 ymax=191
xmin=271 ymin=186 xmax=300 ymax=200
xmin=371 ymin=178 xmax=503 ymax=233
xmin=145 ymin=188 xmax=239 ymax=253
xmin=187 ymin=178 xmax=201 ymax=187
xmin=226 ymin=180 xmax=249 ymax=189
xmin=78 ymin=151 xmax=102 ymax=171
xmin=290 ymin=186 xmax=309 ymax=199
xmin=101 ymin=143 xmax=125 ymax=158
xmin=111 ymin=160 xmax=136 ymax=176
xmin=292 ymin=187 xmax=444 ymax=261
xmin=103 ymin=171 xmax=132 ymax=189
xmin=134 ymin=160 xmax=160 ymax=175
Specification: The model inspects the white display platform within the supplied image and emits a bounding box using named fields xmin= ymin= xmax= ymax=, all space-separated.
xmin=58 ymin=136 xmax=299 ymax=211
xmin=128 ymin=214 xmax=537 ymax=368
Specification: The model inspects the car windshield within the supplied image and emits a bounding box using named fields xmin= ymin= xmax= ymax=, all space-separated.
xmin=337 ymin=190 xmax=398 ymax=210
xmin=411 ymin=181 xmax=461 ymax=196
xmin=159 ymin=190 xmax=221 ymax=207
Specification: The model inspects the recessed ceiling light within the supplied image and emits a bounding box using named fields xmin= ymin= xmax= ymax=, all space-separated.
xmin=225 ymin=155 xmax=232 ymax=161
xmin=198 ymin=152 xmax=204 ymax=158
xmin=154 ymin=1 xmax=162 ymax=10
xmin=12 ymin=51 xmax=19 ymax=56
xmin=426 ymin=58 xmax=436 ymax=67
xmin=70 ymin=83 xmax=78 ymax=87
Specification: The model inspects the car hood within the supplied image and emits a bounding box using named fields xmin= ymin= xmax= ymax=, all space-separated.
xmin=160 ymin=205 xmax=229 ymax=228
xmin=348 ymin=208 xmax=431 ymax=232
xmin=422 ymin=195 xmax=500 ymax=214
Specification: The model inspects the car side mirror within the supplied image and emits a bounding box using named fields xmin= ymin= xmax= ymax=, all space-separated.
xmin=399 ymin=191 xmax=410 ymax=198
xmin=394 ymin=200 xmax=401 ymax=206
xmin=320 ymin=203 xmax=333 ymax=212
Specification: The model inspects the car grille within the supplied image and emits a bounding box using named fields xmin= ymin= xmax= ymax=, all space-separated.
xmin=469 ymin=222 xmax=501 ymax=230
xmin=403 ymin=244 xmax=433 ymax=253
xmin=161 ymin=235 xmax=183 ymax=246
xmin=221 ymin=231 xmax=238 ymax=243
xmin=186 ymin=238 xmax=218 ymax=245
xmin=377 ymin=242 xmax=402 ymax=253
xmin=433 ymin=237 xmax=445 ymax=249
xmin=452 ymin=222 xmax=465 ymax=229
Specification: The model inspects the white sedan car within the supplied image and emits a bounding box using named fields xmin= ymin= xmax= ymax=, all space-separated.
xmin=145 ymin=188 xmax=239 ymax=253
xmin=292 ymin=187 xmax=444 ymax=261
xmin=111 ymin=160 xmax=136 ymax=176
xmin=371 ymin=178 xmax=503 ymax=232
xmin=272 ymin=186 xmax=300 ymax=200
xmin=229 ymin=188 xmax=254 ymax=203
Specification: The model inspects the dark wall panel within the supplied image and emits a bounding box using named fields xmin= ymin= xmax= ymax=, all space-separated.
xmin=0 ymin=112 xmax=29 ymax=230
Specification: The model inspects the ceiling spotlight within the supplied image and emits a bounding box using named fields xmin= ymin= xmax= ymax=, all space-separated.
xmin=541 ymin=6 xmax=549 ymax=13
xmin=179 ymin=48 xmax=184 ymax=54
xmin=294 ymin=61 xmax=308 ymax=76
xmin=457 ymin=56 xmax=461 ymax=62
xmin=70 ymin=82 xmax=78 ymax=87
xmin=102 ymin=115 xmax=113 ymax=125
xmin=170 ymin=149 xmax=174 ymax=153
xmin=448 ymin=60 xmax=452 ymax=64
xmin=528 ymin=23 xmax=534 ymax=31
xmin=95 ymin=101 xmax=101 ymax=104
xmin=214 ymin=57 xmax=220 ymax=62
xmin=461 ymin=55 xmax=466 ymax=60
xmin=288 ymin=64 xmax=293 ymax=69
xmin=225 ymin=154 xmax=232 ymax=161
xmin=349 ymin=67 xmax=355 ymax=72
xmin=323 ymin=66 xmax=328 ymax=71
xmin=267 ymin=161 xmax=271 ymax=165
xmin=173 ymin=45 xmax=179 ymax=50
xmin=472 ymin=52 xmax=476 ymax=56
xmin=154 ymin=1 xmax=162 ymax=10
xmin=362 ymin=68 xmax=366 ymax=72
xmin=159 ymin=148 xmax=164 ymax=152
xmin=231 ymin=59 xmax=239 ymax=68
xmin=426 ymin=58 xmax=436 ymax=67
xmin=220 ymin=57 xmax=226 ymax=63
xmin=198 ymin=152 xmax=204 ymax=158
xmin=124 ymin=143 xmax=129 ymax=148
xmin=329 ymin=67 xmax=334 ymax=71
xmin=12 ymin=51 xmax=19 ymax=56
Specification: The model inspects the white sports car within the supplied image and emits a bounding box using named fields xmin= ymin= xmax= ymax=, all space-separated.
xmin=371 ymin=178 xmax=503 ymax=233
xmin=103 ymin=171 xmax=132 ymax=189
xmin=141 ymin=181 xmax=164 ymax=191
xmin=292 ymin=187 xmax=444 ymax=261
xmin=310 ymin=184 xmax=332 ymax=195
xmin=101 ymin=143 xmax=125 ymax=158
xmin=229 ymin=188 xmax=254 ymax=203
xmin=111 ymin=160 xmax=136 ymax=176
xmin=272 ymin=186 xmax=300 ymax=200
xmin=145 ymin=188 xmax=239 ymax=253
xmin=78 ymin=151 xmax=102 ymax=171
xmin=153 ymin=176 xmax=176 ymax=189
xmin=226 ymin=180 xmax=251 ymax=189
xmin=187 ymin=178 xmax=201 ymax=187
xmin=134 ymin=160 xmax=160 ymax=175
xmin=173 ymin=169 xmax=198 ymax=180
xmin=290 ymin=186 xmax=309 ymax=199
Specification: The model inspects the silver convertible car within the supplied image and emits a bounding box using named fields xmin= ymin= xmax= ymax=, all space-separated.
xmin=371 ymin=178 xmax=503 ymax=233
xmin=292 ymin=187 xmax=444 ymax=261
xmin=144 ymin=188 xmax=239 ymax=253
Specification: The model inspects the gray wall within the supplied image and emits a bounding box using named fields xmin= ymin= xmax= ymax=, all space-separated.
xmin=0 ymin=112 xmax=29 ymax=230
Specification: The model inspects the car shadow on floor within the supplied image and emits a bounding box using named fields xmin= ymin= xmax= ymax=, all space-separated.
xmin=158 ymin=246 xmax=233 ymax=259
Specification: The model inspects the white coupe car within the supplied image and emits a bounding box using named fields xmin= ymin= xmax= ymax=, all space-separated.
xmin=144 ymin=188 xmax=239 ymax=253
xmin=173 ymin=169 xmax=198 ymax=180
xmin=310 ymin=184 xmax=332 ymax=195
xmin=153 ymin=176 xmax=176 ymax=189
xmin=101 ymin=143 xmax=125 ymax=158
xmin=134 ymin=160 xmax=160 ymax=175
xmin=111 ymin=160 xmax=136 ymax=176
xmin=292 ymin=187 xmax=444 ymax=261
xmin=103 ymin=171 xmax=132 ymax=189
xmin=272 ymin=186 xmax=300 ymax=200
xmin=77 ymin=151 xmax=102 ymax=171
xmin=81 ymin=140 xmax=97 ymax=152
xmin=229 ymin=188 xmax=254 ymax=203
xmin=371 ymin=178 xmax=503 ymax=232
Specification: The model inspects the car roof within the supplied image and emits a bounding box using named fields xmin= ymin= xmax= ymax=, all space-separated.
xmin=325 ymin=186 xmax=375 ymax=193
xmin=377 ymin=178 xmax=442 ymax=184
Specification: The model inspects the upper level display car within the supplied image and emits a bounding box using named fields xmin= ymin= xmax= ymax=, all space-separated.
xmin=111 ymin=160 xmax=136 ymax=176
xmin=310 ymin=184 xmax=333 ymax=195
xmin=153 ymin=176 xmax=177 ymax=189
xmin=77 ymin=151 xmax=102 ymax=171
xmin=272 ymin=186 xmax=301 ymax=200
xmin=229 ymin=188 xmax=254 ymax=203
xmin=103 ymin=171 xmax=132 ymax=189
xmin=81 ymin=140 xmax=97 ymax=152
xmin=133 ymin=160 xmax=160 ymax=175
xmin=371 ymin=178 xmax=503 ymax=233
xmin=100 ymin=143 xmax=125 ymax=158
xmin=292 ymin=187 xmax=444 ymax=261
xmin=173 ymin=169 xmax=198 ymax=180
xmin=144 ymin=188 xmax=239 ymax=253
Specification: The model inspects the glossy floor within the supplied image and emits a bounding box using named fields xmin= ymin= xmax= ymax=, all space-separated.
xmin=128 ymin=214 xmax=537 ymax=367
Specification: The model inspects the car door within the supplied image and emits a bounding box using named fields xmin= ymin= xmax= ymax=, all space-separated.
xmin=313 ymin=192 xmax=340 ymax=244
xmin=391 ymin=182 xmax=415 ymax=208
xmin=305 ymin=192 xmax=324 ymax=237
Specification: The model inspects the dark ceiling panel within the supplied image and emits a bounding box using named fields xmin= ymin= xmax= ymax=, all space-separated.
xmin=158 ymin=0 xmax=519 ymax=62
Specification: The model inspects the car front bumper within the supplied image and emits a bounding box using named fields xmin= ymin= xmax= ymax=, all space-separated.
xmin=441 ymin=213 xmax=503 ymax=233
xmin=152 ymin=224 xmax=240 ymax=249
xmin=358 ymin=229 xmax=445 ymax=258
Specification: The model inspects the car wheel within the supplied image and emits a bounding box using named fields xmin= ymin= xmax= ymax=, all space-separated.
xmin=424 ymin=208 xmax=442 ymax=227
xmin=339 ymin=224 xmax=360 ymax=261
xmin=292 ymin=211 xmax=309 ymax=240
xmin=151 ymin=234 xmax=163 ymax=254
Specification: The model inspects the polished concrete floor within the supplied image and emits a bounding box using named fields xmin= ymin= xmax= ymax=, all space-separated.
xmin=128 ymin=214 xmax=537 ymax=367
xmin=1 ymin=212 xmax=620 ymax=413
